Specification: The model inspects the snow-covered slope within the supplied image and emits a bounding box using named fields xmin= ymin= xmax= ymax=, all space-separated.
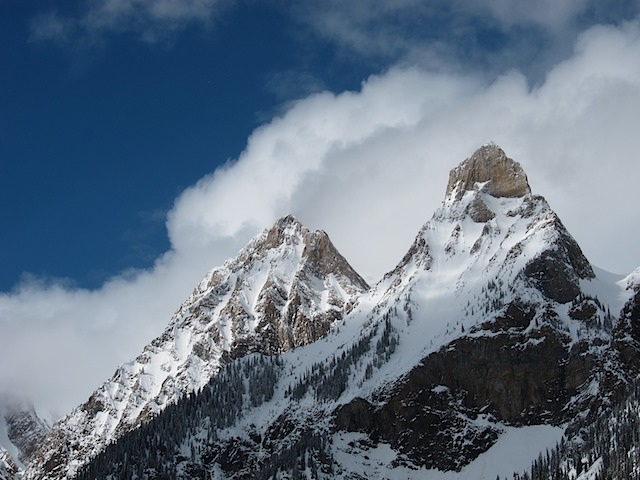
xmin=0 ymin=446 xmax=20 ymax=480
xmin=622 ymin=266 xmax=640 ymax=292
xmin=370 ymin=143 xmax=601 ymax=367
xmin=25 ymin=216 xmax=369 ymax=480
xmin=64 ymin=145 xmax=639 ymax=480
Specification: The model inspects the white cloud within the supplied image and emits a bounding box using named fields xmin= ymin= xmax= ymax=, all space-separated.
xmin=4 ymin=18 xmax=640 ymax=417
xmin=0 ymin=253 xmax=192 ymax=416
xmin=30 ymin=0 xmax=225 ymax=45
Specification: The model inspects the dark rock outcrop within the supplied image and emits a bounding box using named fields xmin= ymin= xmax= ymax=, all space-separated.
xmin=613 ymin=291 xmax=640 ymax=373
xmin=333 ymin=301 xmax=597 ymax=471
xmin=520 ymin=216 xmax=594 ymax=303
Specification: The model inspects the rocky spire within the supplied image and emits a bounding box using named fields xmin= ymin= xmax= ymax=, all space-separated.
xmin=445 ymin=144 xmax=531 ymax=200
xmin=239 ymin=215 xmax=369 ymax=291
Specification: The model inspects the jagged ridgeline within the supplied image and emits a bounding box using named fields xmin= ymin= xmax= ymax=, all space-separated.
xmin=24 ymin=145 xmax=640 ymax=479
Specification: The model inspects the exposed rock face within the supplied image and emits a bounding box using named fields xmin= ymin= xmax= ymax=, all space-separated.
xmin=333 ymin=298 xmax=602 ymax=471
xmin=613 ymin=291 xmax=640 ymax=373
xmin=466 ymin=195 xmax=495 ymax=222
xmin=230 ymin=215 xmax=369 ymax=356
xmin=446 ymin=144 xmax=531 ymax=199
xmin=0 ymin=397 xmax=50 ymax=472
xmin=3 ymin=407 xmax=49 ymax=465
xmin=334 ymin=386 xmax=501 ymax=472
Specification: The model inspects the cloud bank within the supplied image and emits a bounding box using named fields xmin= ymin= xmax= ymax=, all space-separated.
xmin=4 ymin=18 xmax=640 ymax=416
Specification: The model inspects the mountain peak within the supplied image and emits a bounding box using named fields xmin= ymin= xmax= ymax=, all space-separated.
xmin=259 ymin=214 xmax=306 ymax=250
xmin=274 ymin=214 xmax=303 ymax=230
xmin=446 ymin=144 xmax=531 ymax=200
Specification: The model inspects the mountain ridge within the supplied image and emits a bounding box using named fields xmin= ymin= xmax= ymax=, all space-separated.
xmin=21 ymin=144 xmax=640 ymax=480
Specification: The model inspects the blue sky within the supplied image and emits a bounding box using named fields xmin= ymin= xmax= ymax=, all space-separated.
xmin=2 ymin=0 xmax=640 ymax=415
xmin=0 ymin=1 xmax=375 ymax=290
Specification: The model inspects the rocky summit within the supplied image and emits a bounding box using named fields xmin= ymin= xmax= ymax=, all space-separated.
xmin=18 ymin=145 xmax=640 ymax=480
xmin=446 ymin=143 xmax=531 ymax=199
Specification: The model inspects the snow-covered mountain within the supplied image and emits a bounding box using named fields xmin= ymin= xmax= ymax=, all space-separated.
xmin=24 ymin=216 xmax=368 ymax=480
xmin=329 ymin=144 xmax=631 ymax=471
xmin=0 ymin=394 xmax=50 ymax=476
xmin=24 ymin=144 xmax=640 ymax=479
